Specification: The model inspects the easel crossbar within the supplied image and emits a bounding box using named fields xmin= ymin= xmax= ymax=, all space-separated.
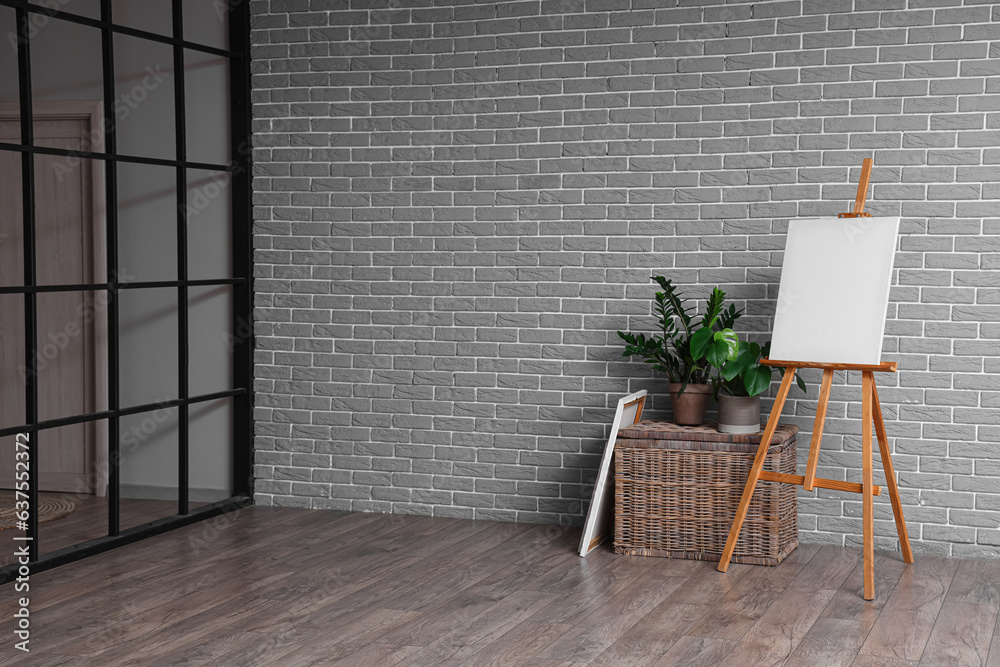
xmin=759 ymin=471 xmax=881 ymax=496
xmin=761 ymin=358 xmax=897 ymax=373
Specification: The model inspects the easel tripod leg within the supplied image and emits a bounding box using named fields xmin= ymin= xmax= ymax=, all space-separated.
xmin=804 ymin=369 xmax=834 ymax=492
xmin=861 ymin=372 xmax=876 ymax=601
xmin=718 ymin=369 xmax=797 ymax=573
xmin=872 ymin=382 xmax=914 ymax=564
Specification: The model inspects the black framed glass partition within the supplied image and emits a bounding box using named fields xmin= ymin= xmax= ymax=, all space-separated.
xmin=0 ymin=0 xmax=251 ymax=580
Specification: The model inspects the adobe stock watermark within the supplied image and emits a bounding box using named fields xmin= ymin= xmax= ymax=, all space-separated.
xmin=181 ymin=139 xmax=250 ymax=222
xmin=18 ymin=269 xmax=136 ymax=384
xmin=6 ymin=0 xmax=70 ymax=53
xmin=183 ymin=171 xmax=231 ymax=221
xmin=186 ymin=499 xmax=252 ymax=552
xmin=40 ymin=400 xmax=180 ymax=516
xmin=212 ymin=0 xmax=242 ymax=21
xmin=12 ymin=432 xmax=31 ymax=654
xmin=51 ymin=65 xmax=170 ymax=184
xmin=114 ymin=65 xmax=170 ymax=122
xmin=843 ymin=215 xmax=877 ymax=245
xmin=225 ymin=315 xmax=251 ymax=353
xmin=775 ymin=288 xmax=801 ymax=316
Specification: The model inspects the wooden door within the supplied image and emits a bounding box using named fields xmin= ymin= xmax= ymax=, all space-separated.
xmin=0 ymin=102 xmax=107 ymax=494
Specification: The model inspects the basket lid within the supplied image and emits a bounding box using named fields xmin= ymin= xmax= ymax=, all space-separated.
xmin=617 ymin=420 xmax=798 ymax=447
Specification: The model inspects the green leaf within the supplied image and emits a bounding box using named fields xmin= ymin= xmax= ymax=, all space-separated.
xmin=721 ymin=358 xmax=742 ymax=381
xmin=689 ymin=327 xmax=714 ymax=359
xmin=705 ymin=330 xmax=739 ymax=367
xmin=654 ymin=296 xmax=682 ymax=348
xmin=652 ymin=276 xmax=692 ymax=336
xmin=743 ymin=365 xmax=773 ymax=397
xmin=701 ymin=287 xmax=726 ymax=329
xmin=718 ymin=303 xmax=743 ymax=331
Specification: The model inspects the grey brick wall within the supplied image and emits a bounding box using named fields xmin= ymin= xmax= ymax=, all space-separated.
xmin=250 ymin=0 xmax=1000 ymax=555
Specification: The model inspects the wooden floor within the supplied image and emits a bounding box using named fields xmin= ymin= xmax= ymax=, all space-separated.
xmin=1 ymin=506 xmax=998 ymax=666
xmin=0 ymin=495 xmax=206 ymax=568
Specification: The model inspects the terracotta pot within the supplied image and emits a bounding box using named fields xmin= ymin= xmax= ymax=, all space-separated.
xmin=717 ymin=394 xmax=762 ymax=434
xmin=668 ymin=383 xmax=711 ymax=426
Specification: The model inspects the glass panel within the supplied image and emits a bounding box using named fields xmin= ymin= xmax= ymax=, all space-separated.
xmin=187 ymin=169 xmax=231 ymax=279
xmin=30 ymin=17 xmax=104 ymax=141
xmin=37 ymin=291 xmax=108 ymax=423
xmin=117 ymin=163 xmax=176 ymax=282
xmin=185 ymin=50 xmax=230 ymax=165
xmin=119 ymin=406 xmax=179 ymax=530
xmin=0 ymin=295 xmax=25 ymax=430
xmin=0 ymin=8 xmax=19 ymax=130
xmin=0 ymin=153 xmax=23 ymax=287
xmin=189 ymin=286 xmax=232 ymax=396
xmin=39 ymin=419 xmax=110 ymax=554
xmin=29 ymin=0 xmax=100 ymax=20
xmin=182 ymin=0 xmax=228 ymax=50
xmin=34 ymin=154 xmax=106 ymax=286
xmin=190 ymin=397 xmax=232 ymax=507
xmin=120 ymin=288 xmax=178 ymax=408
xmin=112 ymin=0 xmax=172 ymax=36
xmin=113 ymin=35 xmax=175 ymax=160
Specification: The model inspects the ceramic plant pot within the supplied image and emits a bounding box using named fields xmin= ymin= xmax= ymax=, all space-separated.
xmin=668 ymin=382 xmax=711 ymax=426
xmin=717 ymin=394 xmax=762 ymax=434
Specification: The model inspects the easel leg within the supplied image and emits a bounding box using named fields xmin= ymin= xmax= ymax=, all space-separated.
xmin=861 ymin=372 xmax=876 ymax=601
xmin=718 ymin=369 xmax=797 ymax=573
xmin=803 ymin=369 xmax=834 ymax=492
xmin=872 ymin=383 xmax=914 ymax=564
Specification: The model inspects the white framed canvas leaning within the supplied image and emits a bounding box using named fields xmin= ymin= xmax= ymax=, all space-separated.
xmin=578 ymin=390 xmax=646 ymax=557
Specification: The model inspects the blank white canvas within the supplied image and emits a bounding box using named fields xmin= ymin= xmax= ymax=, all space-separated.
xmin=769 ymin=216 xmax=900 ymax=365
xmin=578 ymin=390 xmax=646 ymax=557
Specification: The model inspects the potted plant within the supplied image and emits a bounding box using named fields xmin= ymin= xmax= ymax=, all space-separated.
xmin=708 ymin=339 xmax=807 ymax=433
xmin=618 ymin=277 xmax=741 ymax=426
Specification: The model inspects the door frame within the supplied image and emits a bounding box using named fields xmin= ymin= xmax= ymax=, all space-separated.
xmin=0 ymin=100 xmax=109 ymax=496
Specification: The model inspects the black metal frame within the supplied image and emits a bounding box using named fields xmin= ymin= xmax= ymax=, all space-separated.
xmin=0 ymin=0 xmax=253 ymax=583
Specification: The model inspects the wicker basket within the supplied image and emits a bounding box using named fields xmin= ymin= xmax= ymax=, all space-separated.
xmin=613 ymin=421 xmax=798 ymax=566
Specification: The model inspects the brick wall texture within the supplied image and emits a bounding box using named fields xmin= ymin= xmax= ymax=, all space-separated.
xmin=250 ymin=0 xmax=1000 ymax=557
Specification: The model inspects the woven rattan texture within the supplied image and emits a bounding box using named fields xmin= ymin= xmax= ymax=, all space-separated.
xmin=614 ymin=423 xmax=798 ymax=566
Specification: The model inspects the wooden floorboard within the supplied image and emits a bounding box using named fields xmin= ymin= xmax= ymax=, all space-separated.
xmin=858 ymin=555 xmax=959 ymax=662
xmin=1 ymin=506 xmax=999 ymax=665
xmin=0 ymin=495 xmax=180 ymax=568
xmin=786 ymin=616 xmax=870 ymax=667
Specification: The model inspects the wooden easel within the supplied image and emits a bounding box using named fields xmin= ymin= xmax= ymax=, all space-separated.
xmin=716 ymin=158 xmax=913 ymax=601
xmin=838 ymin=157 xmax=874 ymax=219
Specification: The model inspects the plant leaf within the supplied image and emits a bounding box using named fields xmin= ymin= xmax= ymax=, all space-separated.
xmin=718 ymin=303 xmax=743 ymax=331
xmin=743 ymin=365 xmax=773 ymax=397
xmin=701 ymin=287 xmax=726 ymax=329
xmin=705 ymin=330 xmax=739 ymax=367
xmin=717 ymin=329 xmax=740 ymax=360
xmin=653 ymin=276 xmax=693 ymax=337
xmin=689 ymin=327 xmax=714 ymax=359
xmin=721 ymin=358 xmax=742 ymax=381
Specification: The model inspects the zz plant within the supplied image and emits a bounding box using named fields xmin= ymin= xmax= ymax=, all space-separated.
xmin=618 ymin=276 xmax=742 ymax=394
